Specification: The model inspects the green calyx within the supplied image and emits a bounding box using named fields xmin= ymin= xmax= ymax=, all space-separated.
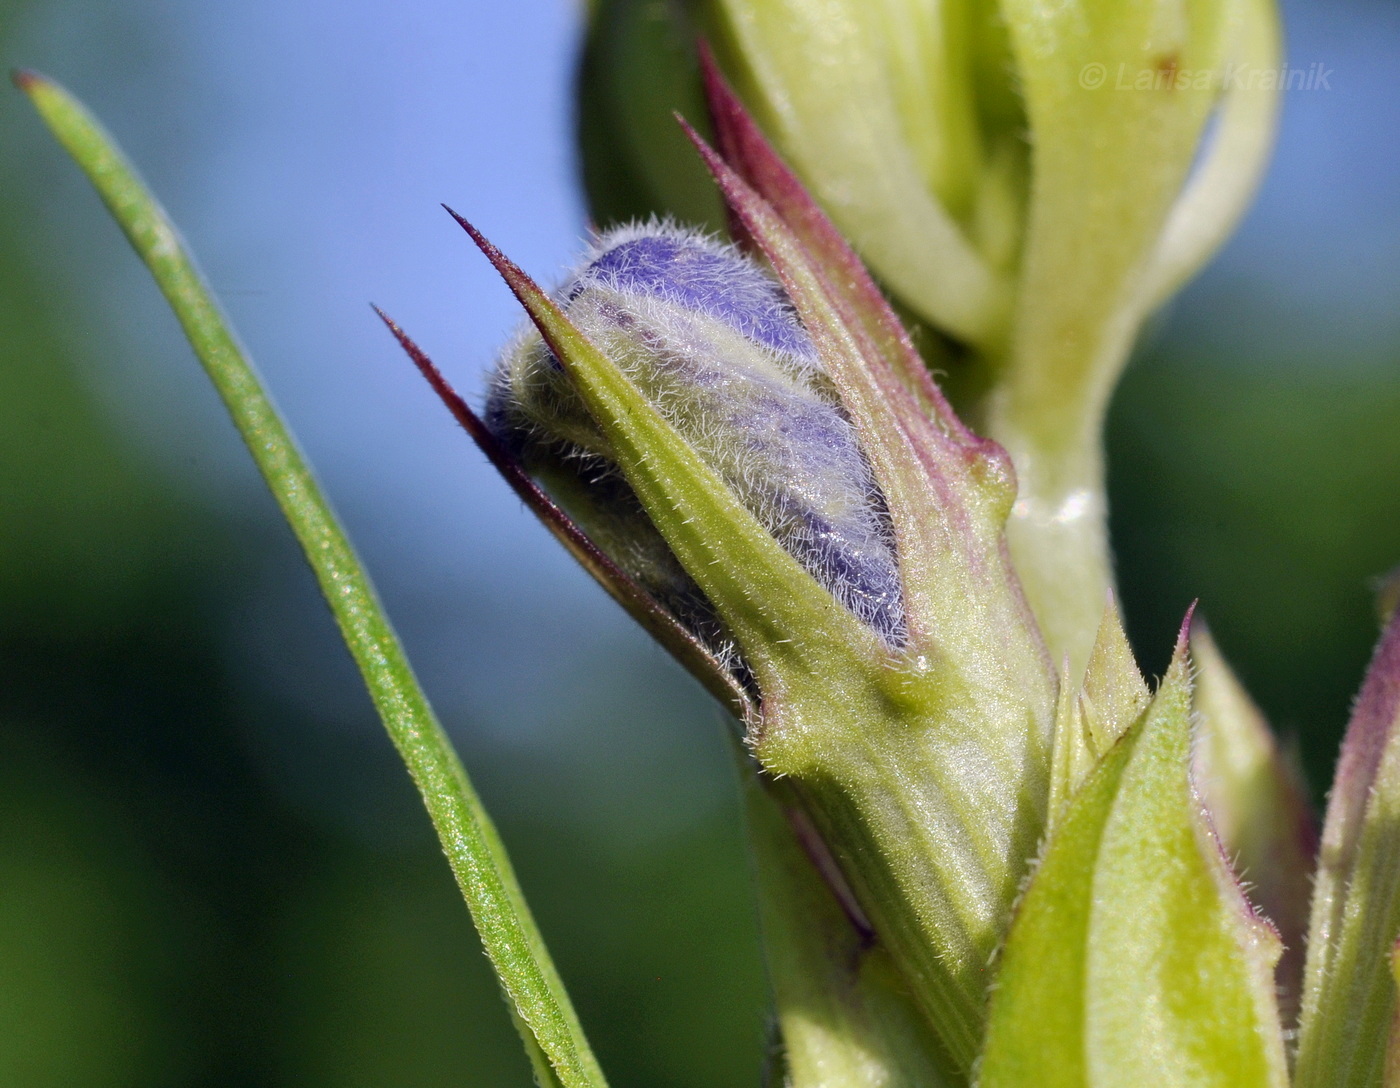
xmin=470 ymin=101 xmax=1059 ymax=1068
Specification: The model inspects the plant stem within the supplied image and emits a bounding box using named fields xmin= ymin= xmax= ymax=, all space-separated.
xmin=980 ymin=304 xmax=1140 ymax=680
xmin=16 ymin=69 xmax=607 ymax=1088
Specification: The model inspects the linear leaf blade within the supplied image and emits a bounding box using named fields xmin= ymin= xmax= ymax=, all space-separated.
xmin=17 ymin=70 xmax=608 ymax=1088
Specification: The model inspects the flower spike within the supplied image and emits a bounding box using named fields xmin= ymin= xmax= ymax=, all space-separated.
xmin=463 ymin=157 xmax=1056 ymax=1066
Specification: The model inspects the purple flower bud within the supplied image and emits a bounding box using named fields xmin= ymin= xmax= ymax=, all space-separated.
xmin=487 ymin=223 xmax=905 ymax=651
xmin=567 ymin=231 xmax=818 ymax=359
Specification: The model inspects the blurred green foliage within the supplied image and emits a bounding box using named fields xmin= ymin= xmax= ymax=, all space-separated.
xmin=1110 ymin=344 xmax=1400 ymax=797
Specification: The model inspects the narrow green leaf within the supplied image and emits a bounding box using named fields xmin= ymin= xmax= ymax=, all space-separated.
xmin=1296 ymin=608 xmax=1400 ymax=1088
xmin=510 ymin=1008 xmax=569 ymax=1088
xmin=17 ymin=71 xmax=608 ymax=1088
xmin=982 ymin=642 xmax=1288 ymax=1088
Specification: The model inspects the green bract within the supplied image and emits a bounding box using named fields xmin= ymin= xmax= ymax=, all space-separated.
xmin=1192 ymin=621 xmax=1316 ymax=1022
xmin=983 ymin=638 xmax=1289 ymax=1088
xmin=1296 ymin=608 xmax=1400 ymax=1087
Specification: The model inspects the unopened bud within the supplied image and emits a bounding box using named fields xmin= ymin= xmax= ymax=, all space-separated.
xmin=579 ymin=0 xmax=1283 ymax=673
xmin=487 ymin=223 xmax=905 ymax=650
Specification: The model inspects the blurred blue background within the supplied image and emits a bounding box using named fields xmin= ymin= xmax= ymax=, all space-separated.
xmin=1 ymin=0 xmax=1396 ymax=1083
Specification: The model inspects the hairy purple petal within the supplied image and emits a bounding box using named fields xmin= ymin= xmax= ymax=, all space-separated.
xmin=570 ymin=232 xmax=818 ymax=360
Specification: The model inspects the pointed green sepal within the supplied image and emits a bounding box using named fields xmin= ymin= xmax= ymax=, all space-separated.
xmin=465 ymin=149 xmax=1053 ymax=1064
xmin=982 ymin=636 xmax=1288 ymax=1088
xmin=1296 ymin=606 xmax=1400 ymax=1087
xmin=1191 ymin=619 xmax=1315 ymax=1026
xmin=699 ymin=48 xmax=968 ymax=426
xmin=680 ymin=117 xmax=1053 ymax=709
xmin=671 ymin=118 xmax=1056 ymax=1069
xmin=1080 ymin=593 xmax=1152 ymax=752
xmin=1048 ymin=657 xmax=1096 ymax=831
xmin=375 ymin=308 xmax=755 ymax=721
xmin=1050 ymin=597 xmax=1151 ymax=829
